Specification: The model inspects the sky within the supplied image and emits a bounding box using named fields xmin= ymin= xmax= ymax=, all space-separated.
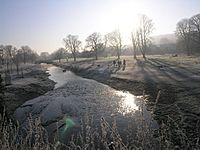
xmin=0 ymin=0 xmax=200 ymax=53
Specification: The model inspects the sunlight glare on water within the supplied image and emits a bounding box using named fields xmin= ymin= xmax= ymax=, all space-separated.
xmin=116 ymin=91 xmax=139 ymax=114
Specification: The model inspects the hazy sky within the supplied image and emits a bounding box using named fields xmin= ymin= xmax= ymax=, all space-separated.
xmin=0 ymin=0 xmax=200 ymax=53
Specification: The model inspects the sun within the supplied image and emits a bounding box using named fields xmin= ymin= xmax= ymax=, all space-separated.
xmin=100 ymin=0 xmax=142 ymax=43
xmin=114 ymin=1 xmax=140 ymax=32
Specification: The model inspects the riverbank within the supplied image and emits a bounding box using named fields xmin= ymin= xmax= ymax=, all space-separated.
xmin=0 ymin=58 xmax=198 ymax=149
xmin=3 ymin=64 xmax=55 ymax=116
xmin=54 ymin=57 xmax=180 ymax=103
xmin=55 ymin=55 xmax=200 ymax=140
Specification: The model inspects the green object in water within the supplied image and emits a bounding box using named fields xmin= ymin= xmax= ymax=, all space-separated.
xmin=63 ymin=118 xmax=75 ymax=132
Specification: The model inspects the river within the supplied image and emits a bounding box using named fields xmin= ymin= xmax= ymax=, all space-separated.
xmin=14 ymin=65 xmax=157 ymax=143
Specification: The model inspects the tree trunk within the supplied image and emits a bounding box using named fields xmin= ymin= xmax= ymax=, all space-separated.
xmin=142 ymin=53 xmax=146 ymax=60
xmin=187 ymin=47 xmax=190 ymax=56
xmin=6 ymin=61 xmax=9 ymax=73
xmin=23 ymin=52 xmax=26 ymax=64
xmin=117 ymin=53 xmax=120 ymax=60
xmin=95 ymin=49 xmax=98 ymax=60
xmin=16 ymin=63 xmax=19 ymax=75
xmin=131 ymin=33 xmax=137 ymax=59
xmin=73 ymin=53 xmax=76 ymax=62
xmin=134 ymin=50 xmax=137 ymax=59
xmin=21 ymin=68 xmax=24 ymax=78
xmin=187 ymin=48 xmax=190 ymax=56
xmin=141 ymin=49 xmax=146 ymax=60
xmin=186 ymin=42 xmax=191 ymax=56
xmin=0 ymin=58 xmax=2 ymax=67
xmin=117 ymin=48 xmax=120 ymax=60
xmin=10 ymin=62 xmax=13 ymax=73
xmin=133 ymin=45 xmax=137 ymax=59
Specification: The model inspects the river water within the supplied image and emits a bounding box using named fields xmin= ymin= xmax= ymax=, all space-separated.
xmin=14 ymin=65 xmax=157 ymax=142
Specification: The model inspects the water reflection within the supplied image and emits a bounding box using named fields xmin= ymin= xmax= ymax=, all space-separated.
xmin=15 ymin=65 xmax=158 ymax=144
xmin=47 ymin=66 xmax=78 ymax=89
xmin=116 ymin=91 xmax=139 ymax=114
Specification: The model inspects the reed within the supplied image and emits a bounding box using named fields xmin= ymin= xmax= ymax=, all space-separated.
xmin=0 ymin=92 xmax=199 ymax=149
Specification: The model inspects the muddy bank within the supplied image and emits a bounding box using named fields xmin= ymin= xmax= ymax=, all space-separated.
xmin=54 ymin=59 xmax=200 ymax=109
xmin=54 ymin=61 xmax=176 ymax=104
xmin=54 ymin=61 xmax=178 ymax=122
xmin=15 ymin=66 xmax=157 ymax=146
xmin=4 ymin=64 xmax=56 ymax=116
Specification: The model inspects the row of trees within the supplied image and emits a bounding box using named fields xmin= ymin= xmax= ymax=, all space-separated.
xmin=176 ymin=13 xmax=200 ymax=55
xmin=52 ymin=13 xmax=200 ymax=62
xmin=59 ymin=14 xmax=154 ymax=62
xmin=51 ymin=48 xmax=67 ymax=63
xmin=0 ymin=45 xmax=38 ymax=74
xmin=1 ymin=14 xmax=199 ymax=66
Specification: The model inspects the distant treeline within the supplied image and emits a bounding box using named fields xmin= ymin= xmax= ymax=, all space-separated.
xmin=176 ymin=13 xmax=200 ymax=55
xmin=1 ymin=13 xmax=200 ymax=66
xmin=0 ymin=45 xmax=38 ymax=73
xmin=49 ymin=13 xmax=200 ymax=62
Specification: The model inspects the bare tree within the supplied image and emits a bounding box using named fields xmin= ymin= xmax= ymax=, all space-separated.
xmin=0 ymin=45 xmax=4 ymax=67
xmin=136 ymin=14 xmax=154 ymax=59
xmin=52 ymin=48 xmax=66 ymax=63
xmin=1 ymin=45 xmax=23 ymax=74
xmin=0 ymin=45 xmax=37 ymax=75
xmin=85 ymin=32 xmax=103 ymax=60
xmin=21 ymin=46 xmax=31 ymax=64
xmin=104 ymin=34 xmax=108 ymax=49
xmin=40 ymin=52 xmax=50 ymax=61
xmin=190 ymin=14 xmax=200 ymax=45
xmin=176 ymin=18 xmax=192 ymax=56
xmin=4 ymin=45 xmax=13 ymax=72
xmin=12 ymin=48 xmax=22 ymax=75
xmin=106 ymin=30 xmax=122 ymax=60
xmin=131 ymin=32 xmax=137 ymax=59
xmin=63 ymin=34 xmax=81 ymax=62
xmin=136 ymin=15 xmax=153 ymax=59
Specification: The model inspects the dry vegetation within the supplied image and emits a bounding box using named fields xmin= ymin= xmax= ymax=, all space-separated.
xmin=1 ymin=93 xmax=199 ymax=150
